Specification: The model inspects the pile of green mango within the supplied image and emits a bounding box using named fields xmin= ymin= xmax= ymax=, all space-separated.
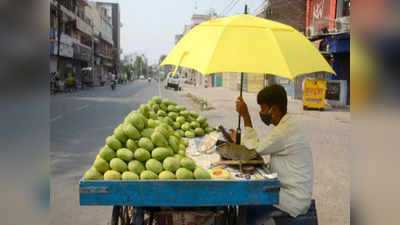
xmin=84 ymin=96 xmax=212 ymax=181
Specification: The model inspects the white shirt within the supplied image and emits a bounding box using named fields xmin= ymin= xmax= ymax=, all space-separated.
xmin=242 ymin=114 xmax=313 ymax=217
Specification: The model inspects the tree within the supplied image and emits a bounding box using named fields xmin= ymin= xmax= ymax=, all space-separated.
xmin=133 ymin=56 xmax=144 ymax=76
xmin=121 ymin=64 xmax=132 ymax=80
xmin=159 ymin=54 xmax=167 ymax=65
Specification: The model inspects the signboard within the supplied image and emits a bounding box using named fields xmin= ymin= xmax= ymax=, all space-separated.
xmin=326 ymin=81 xmax=340 ymax=100
xmin=52 ymin=42 xmax=73 ymax=58
xmin=50 ymin=32 xmax=79 ymax=58
xmin=308 ymin=0 xmax=332 ymax=31
xmin=74 ymin=44 xmax=91 ymax=61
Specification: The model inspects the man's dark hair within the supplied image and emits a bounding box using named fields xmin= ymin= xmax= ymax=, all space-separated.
xmin=257 ymin=84 xmax=287 ymax=114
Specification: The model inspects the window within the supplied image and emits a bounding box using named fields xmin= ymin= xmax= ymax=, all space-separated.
xmin=266 ymin=7 xmax=272 ymax=17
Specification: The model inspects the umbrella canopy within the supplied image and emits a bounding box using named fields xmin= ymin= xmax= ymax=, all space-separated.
xmin=160 ymin=14 xmax=335 ymax=79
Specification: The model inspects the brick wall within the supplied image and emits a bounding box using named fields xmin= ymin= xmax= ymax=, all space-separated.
xmin=258 ymin=0 xmax=307 ymax=33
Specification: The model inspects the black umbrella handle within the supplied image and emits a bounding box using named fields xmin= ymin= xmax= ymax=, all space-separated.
xmin=236 ymin=125 xmax=241 ymax=144
xmin=236 ymin=72 xmax=244 ymax=144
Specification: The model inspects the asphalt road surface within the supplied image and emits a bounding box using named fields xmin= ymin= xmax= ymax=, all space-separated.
xmin=50 ymin=80 xmax=185 ymax=225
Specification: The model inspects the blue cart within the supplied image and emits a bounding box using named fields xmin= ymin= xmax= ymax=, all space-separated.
xmin=80 ymin=136 xmax=281 ymax=224
xmin=79 ymin=178 xmax=280 ymax=224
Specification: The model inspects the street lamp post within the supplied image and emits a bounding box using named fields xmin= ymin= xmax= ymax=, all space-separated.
xmin=56 ymin=0 xmax=62 ymax=75
xmin=91 ymin=24 xmax=95 ymax=83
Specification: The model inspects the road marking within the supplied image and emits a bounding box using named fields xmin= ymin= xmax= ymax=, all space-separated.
xmin=50 ymin=115 xmax=63 ymax=123
xmin=74 ymin=104 xmax=89 ymax=111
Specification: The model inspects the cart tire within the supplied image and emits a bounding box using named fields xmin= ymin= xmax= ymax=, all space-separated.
xmin=320 ymin=108 xmax=324 ymax=111
xmin=112 ymin=206 xmax=121 ymax=225
xmin=227 ymin=206 xmax=236 ymax=225
xmin=303 ymin=106 xmax=308 ymax=111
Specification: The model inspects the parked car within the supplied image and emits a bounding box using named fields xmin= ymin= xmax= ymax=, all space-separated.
xmin=166 ymin=72 xmax=182 ymax=91
xmin=139 ymin=75 xmax=145 ymax=80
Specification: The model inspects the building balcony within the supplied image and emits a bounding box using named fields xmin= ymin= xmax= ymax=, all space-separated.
xmin=97 ymin=51 xmax=113 ymax=60
xmin=76 ymin=16 xmax=92 ymax=35
xmin=77 ymin=0 xmax=89 ymax=6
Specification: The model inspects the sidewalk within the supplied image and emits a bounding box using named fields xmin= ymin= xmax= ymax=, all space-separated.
xmin=180 ymin=84 xmax=350 ymax=134
xmin=179 ymin=84 xmax=350 ymax=225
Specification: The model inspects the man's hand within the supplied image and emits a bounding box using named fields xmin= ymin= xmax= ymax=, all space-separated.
xmin=229 ymin=129 xmax=237 ymax=143
xmin=236 ymin=97 xmax=249 ymax=118
xmin=235 ymin=97 xmax=253 ymax=128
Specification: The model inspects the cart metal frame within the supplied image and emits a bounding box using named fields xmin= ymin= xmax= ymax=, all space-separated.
xmin=80 ymin=179 xmax=280 ymax=224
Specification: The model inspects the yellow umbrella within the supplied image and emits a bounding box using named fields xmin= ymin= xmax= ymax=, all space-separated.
xmin=161 ymin=7 xmax=335 ymax=144
xmin=161 ymin=14 xmax=335 ymax=79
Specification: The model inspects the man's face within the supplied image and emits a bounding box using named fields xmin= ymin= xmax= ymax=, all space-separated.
xmin=259 ymin=104 xmax=277 ymax=125
xmin=259 ymin=104 xmax=270 ymax=115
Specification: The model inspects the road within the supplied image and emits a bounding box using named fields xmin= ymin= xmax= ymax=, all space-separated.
xmin=50 ymin=80 xmax=184 ymax=225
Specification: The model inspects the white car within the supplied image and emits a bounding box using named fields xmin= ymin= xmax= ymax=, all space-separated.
xmin=166 ymin=72 xmax=181 ymax=91
xmin=139 ymin=75 xmax=145 ymax=80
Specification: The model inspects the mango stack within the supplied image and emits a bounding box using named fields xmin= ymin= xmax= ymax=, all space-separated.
xmin=84 ymin=96 xmax=212 ymax=181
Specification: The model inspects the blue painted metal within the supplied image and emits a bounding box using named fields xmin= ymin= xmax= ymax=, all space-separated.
xmin=80 ymin=179 xmax=279 ymax=207
xmin=326 ymin=33 xmax=350 ymax=53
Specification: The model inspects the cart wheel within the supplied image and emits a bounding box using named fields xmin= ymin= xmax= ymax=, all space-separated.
xmin=303 ymin=105 xmax=308 ymax=111
xmin=227 ymin=206 xmax=237 ymax=225
xmin=112 ymin=206 xmax=139 ymax=225
xmin=320 ymin=108 xmax=324 ymax=111
xmin=111 ymin=206 xmax=121 ymax=225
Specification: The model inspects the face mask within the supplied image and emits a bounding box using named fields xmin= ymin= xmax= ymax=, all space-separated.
xmin=259 ymin=108 xmax=273 ymax=126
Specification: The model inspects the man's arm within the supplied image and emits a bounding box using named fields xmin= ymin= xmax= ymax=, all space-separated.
xmin=242 ymin=123 xmax=288 ymax=155
xmin=242 ymin=111 xmax=253 ymax=128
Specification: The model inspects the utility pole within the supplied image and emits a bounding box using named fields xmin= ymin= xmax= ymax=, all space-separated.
xmin=57 ymin=0 xmax=62 ymax=76
xmin=263 ymin=0 xmax=276 ymax=86
xmin=91 ymin=23 xmax=95 ymax=82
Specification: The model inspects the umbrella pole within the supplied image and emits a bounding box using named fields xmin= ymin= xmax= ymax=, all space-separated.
xmin=236 ymin=72 xmax=244 ymax=144
xmin=235 ymin=5 xmax=248 ymax=144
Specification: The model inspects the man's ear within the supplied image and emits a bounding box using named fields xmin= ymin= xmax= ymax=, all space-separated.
xmin=260 ymin=104 xmax=269 ymax=113
xmin=270 ymin=105 xmax=277 ymax=114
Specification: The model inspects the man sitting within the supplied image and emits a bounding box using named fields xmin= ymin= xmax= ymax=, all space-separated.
xmin=232 ymin=85 xmax=314 ymax=224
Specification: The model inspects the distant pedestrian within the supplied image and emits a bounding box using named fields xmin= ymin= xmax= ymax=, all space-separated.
xmin=65 ymin=74 xmax=75 ymax=92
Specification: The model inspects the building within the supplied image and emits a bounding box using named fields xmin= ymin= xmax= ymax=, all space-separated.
xmin=173 ymin=14 xmax=213 ymax=87
xmin=238 ymin=0 xmax=350 ymax=105
xmin=50 ymin=0 xmax=93 ymax=80
xmin=50 ymin=0 xmax=117 ymax=84
xmin=257 ymin=0 xmax=350 ymax=105
xmin=95 ymin=2 xmax=122 ymax=76
xmin=259 ymin=0 xmax=307 ymax=33
xmin=223 ymin=0 xmax=307 ymax=95
xmin=305 ymin=0 xmax=350 ymax=106
xmin=94 ymin=2 xmax=114 ymax=80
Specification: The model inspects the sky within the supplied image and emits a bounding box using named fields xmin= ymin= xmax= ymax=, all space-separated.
xmin=108 ymin=0 xmax=265 ymax=65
